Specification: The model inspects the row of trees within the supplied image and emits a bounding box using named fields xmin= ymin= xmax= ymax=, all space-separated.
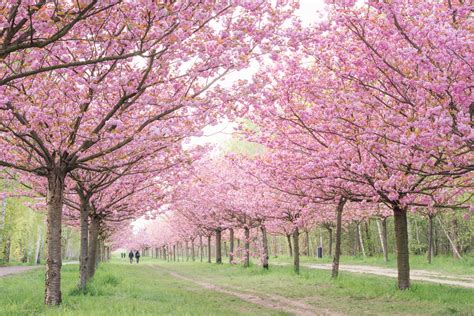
xmin=116 ymin=0 xmax=473 ymax=292
xmin=0 ymin=0 xmax=295 ymax=305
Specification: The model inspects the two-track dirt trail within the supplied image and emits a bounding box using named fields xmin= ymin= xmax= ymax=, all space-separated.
xmin=0 ymin=265 xmax=40 ymax=277
xmin=298 ymin=263 xmax=474 ymax=289
xmin=153 ymin=265 xmax=342 ymax=316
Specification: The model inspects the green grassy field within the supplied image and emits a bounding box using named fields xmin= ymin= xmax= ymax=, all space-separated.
xmin=0 ymin=257 xmax=473 ymax=315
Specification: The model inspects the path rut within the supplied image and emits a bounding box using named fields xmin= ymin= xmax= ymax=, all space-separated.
xmin=154 ymin=265 xmax=341 ymax=316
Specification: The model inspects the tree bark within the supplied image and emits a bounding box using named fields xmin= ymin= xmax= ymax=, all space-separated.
xmin=327 ymin=227 xmax=333 ymax=257
xmin=332 ymin=197 xmax=346 ymax=278
xmin=199 ymin=235 xmax=203 ymax=262
xmin=377 ymin=218 xmax=388 ymax=262
xmin=394 ymin=206 xmax=410 ymax=290
xmin=34 ymin=226 xmax=42 ymax=265
xmin=207 ymin=235 xmax=211 ymax=263
xmin=79 ymin=198 xmax=89 ymax=292
xmin=305 ymin=230 xmax=310 ymax=257
xmin=244 ymin=227 xmax=250 ymax=267
xmin=261 ymin=225 xmax=269 ymax=269
xmin=191 ymin=239 xmax=195 ymax=261
xmin=229 ymin=228 xmax=234 ymax=264
xmin=357 ymin=222 xmax=366 ymax=257
xmin=286 ymin=234 xmax=293 ymax=257
xmin=87 ymin=216 xmax=99 ymax=279
xmin=44 ymin=170 xmax=66 ymax=305
xmin=215 ymin=229 xmax=222 ymax=264
xmin=427 ymin=215 xmax=434 ymax=264
xmin=292 ymin=227 xmax=300 ymax=274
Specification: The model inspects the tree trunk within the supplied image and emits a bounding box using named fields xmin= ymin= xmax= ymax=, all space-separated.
xmin=173 ymin=244 xmax=176 ymax=261
xmin=229 ymin=228 xmax=234 ymax=264
xmin=261 ymin=225 xmax=269 ymax=269
xmin=207 ymin=235 xmax=211 ymax=263
xmin=305 ymin=230 xmax=310 ymax=257
xmin=4 ymin=236 xmax=11 ymax=263
xmin=332 ymin=197 xmax=346 ymax=278
xmin=286 ymin=234 xmax=293 ymax=257
xmin=357 ymin=222 xmax=366 ymax=257
xmin=292 ymin=227 xmax=300 ymax=274
xmin=437 ymin=216 xmax=462 ymax=259
xmin=34 ymin=226 xmax=43 ymax=265
xmin=200 ymin=236 xmax=203 ymax=262
xmin=215 ymin=229 xmax=222 ymax=264
xmin=87 ymin=216 xmax=99 ymax=279
xmin=244 ymin=227 xmax=250 ymax=268
xmin=327 ymin=227 xmax=333 ymax=257
xmin=79 ymin=198 xmax=89 ymax=292
xmin=377 ymin=218 xmax=388 ymax=262
xmin=364 ymin=220 xmax=374 ymax=256
xmin=191 ymin=239 xmax=195 ymax=261
xmin=427 ymin=215 xmax=434 ymax=264
xmin=185 ymin=241 xmax=189 ymax=261
xmin=44 ymin=170 xmax=66 ymax=305
xmin=394 ymin=206 xmax=410 ymax=290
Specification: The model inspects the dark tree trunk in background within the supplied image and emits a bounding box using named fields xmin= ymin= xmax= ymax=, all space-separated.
xmin=44 ymin=169 xmax=66 ymax=305
xmin=427 ymin=215 xmax=434 ymax=264
xmin=173 ymin=244 xmax=176 ymax=261
xmin=200 ymin=236 xmax=203 ymax=262
xmin=332 ymin=197 xmax=346 ymax=278
xmin=381 ymin=218 xmax=389 ymax=262
xmin=305 ymin=230 xmax=310 ymax=257
xmin=229 ymin=228 xmax=234 ymax=264
xmin=244 ymin=227 xmax=250 ymax=267
xmin=207 ymin=235 xmax=211 ymax=263
xmin=215 ymin=229 xmax=222 ymax=264
xmin=261 ymin=225 xmax=269 ymax=269
xmin=327 ymin=227 xmax=333 ymax=257
xmin=191 ymin=239 xmax=195 ymax=261
xmin=394 ymin=205 xmax=410 ymax=290
xmin=286 ymin=234 xmax=293 ymax=257
xmin=79 ymin=197 xmax=89 ymax=292
xmin=364 ymin=220 xmax=374 ymax=256
xmin=292 ymin=227 xmax=300 ymax=274
xmin=87 ymin=217 xmax=99 ymax=279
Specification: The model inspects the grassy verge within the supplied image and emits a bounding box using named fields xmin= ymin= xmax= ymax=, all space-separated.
xmin=0 ymin=260 xmax=286 ymax=315
xmin=157 ymin=258 xmax=474 ymax=315
xmin=271 ymin=254 xmax=474 ymax=275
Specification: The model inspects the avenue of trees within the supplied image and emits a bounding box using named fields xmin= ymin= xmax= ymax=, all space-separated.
xmin=0 ymin=0 xmax=472 ymax=307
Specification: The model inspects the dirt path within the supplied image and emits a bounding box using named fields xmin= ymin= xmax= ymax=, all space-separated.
xmin=154 ymin=265 xmax=341 ymax=316
xmin=0 ymin=265 xmax=40 ymax=277
xmin=299 ymin=263 xmax=474 ymax=289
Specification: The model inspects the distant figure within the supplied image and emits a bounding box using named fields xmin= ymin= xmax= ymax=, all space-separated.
xmin=135 ymin=250 xmax=141 ymax=264
xmin=128 ymin=251 xmax=134 ymax=264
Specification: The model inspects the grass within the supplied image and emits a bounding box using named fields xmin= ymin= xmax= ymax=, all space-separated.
xmin=0 ymin=259 xmax=286 ymax=316
xmin=272 ymin=253 xmax=474 ymax=275
xmin=0 ymin=256 xmax=473 ymax=315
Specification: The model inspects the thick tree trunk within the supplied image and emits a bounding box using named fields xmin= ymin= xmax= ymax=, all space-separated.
xmin=292 ymin=227 xmax=300 ymax=274
xmin=207 ymin=235 xmax=211 ymax=263
xmin=87 ymin=217 xmax=99 ymax=279
xmin=173 ymin=244 xmax=176 ymax=261
xmin=244 ymin=227 xmax=250 ymax=268
xmin=261 ymin=225 xmax=269 ymax=269
xmin=286 ymin=234 xmax=293 ymax=257
xmin=79 ymin=198 xmax=89 ymax=292
xmin=394 ymin=206 xmax=410 ymax=290
xmin=215 ymin=229 xmax=222 ymax=264
xmin=44 ymin=170 xmax=65 ymax=305
xmin=427 ymin=215 xmax=434 ymax=264
xmin=229 ymin=228 xmax=234 ymax=264
xmin=332 ymin=197 xmax=346 ymax=278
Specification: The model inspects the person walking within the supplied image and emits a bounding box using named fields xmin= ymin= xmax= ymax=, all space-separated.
xmin=128 ymin=251 xmax=134 ymax=264
xmin=135 ymin=250 xmax=141 ymax=264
